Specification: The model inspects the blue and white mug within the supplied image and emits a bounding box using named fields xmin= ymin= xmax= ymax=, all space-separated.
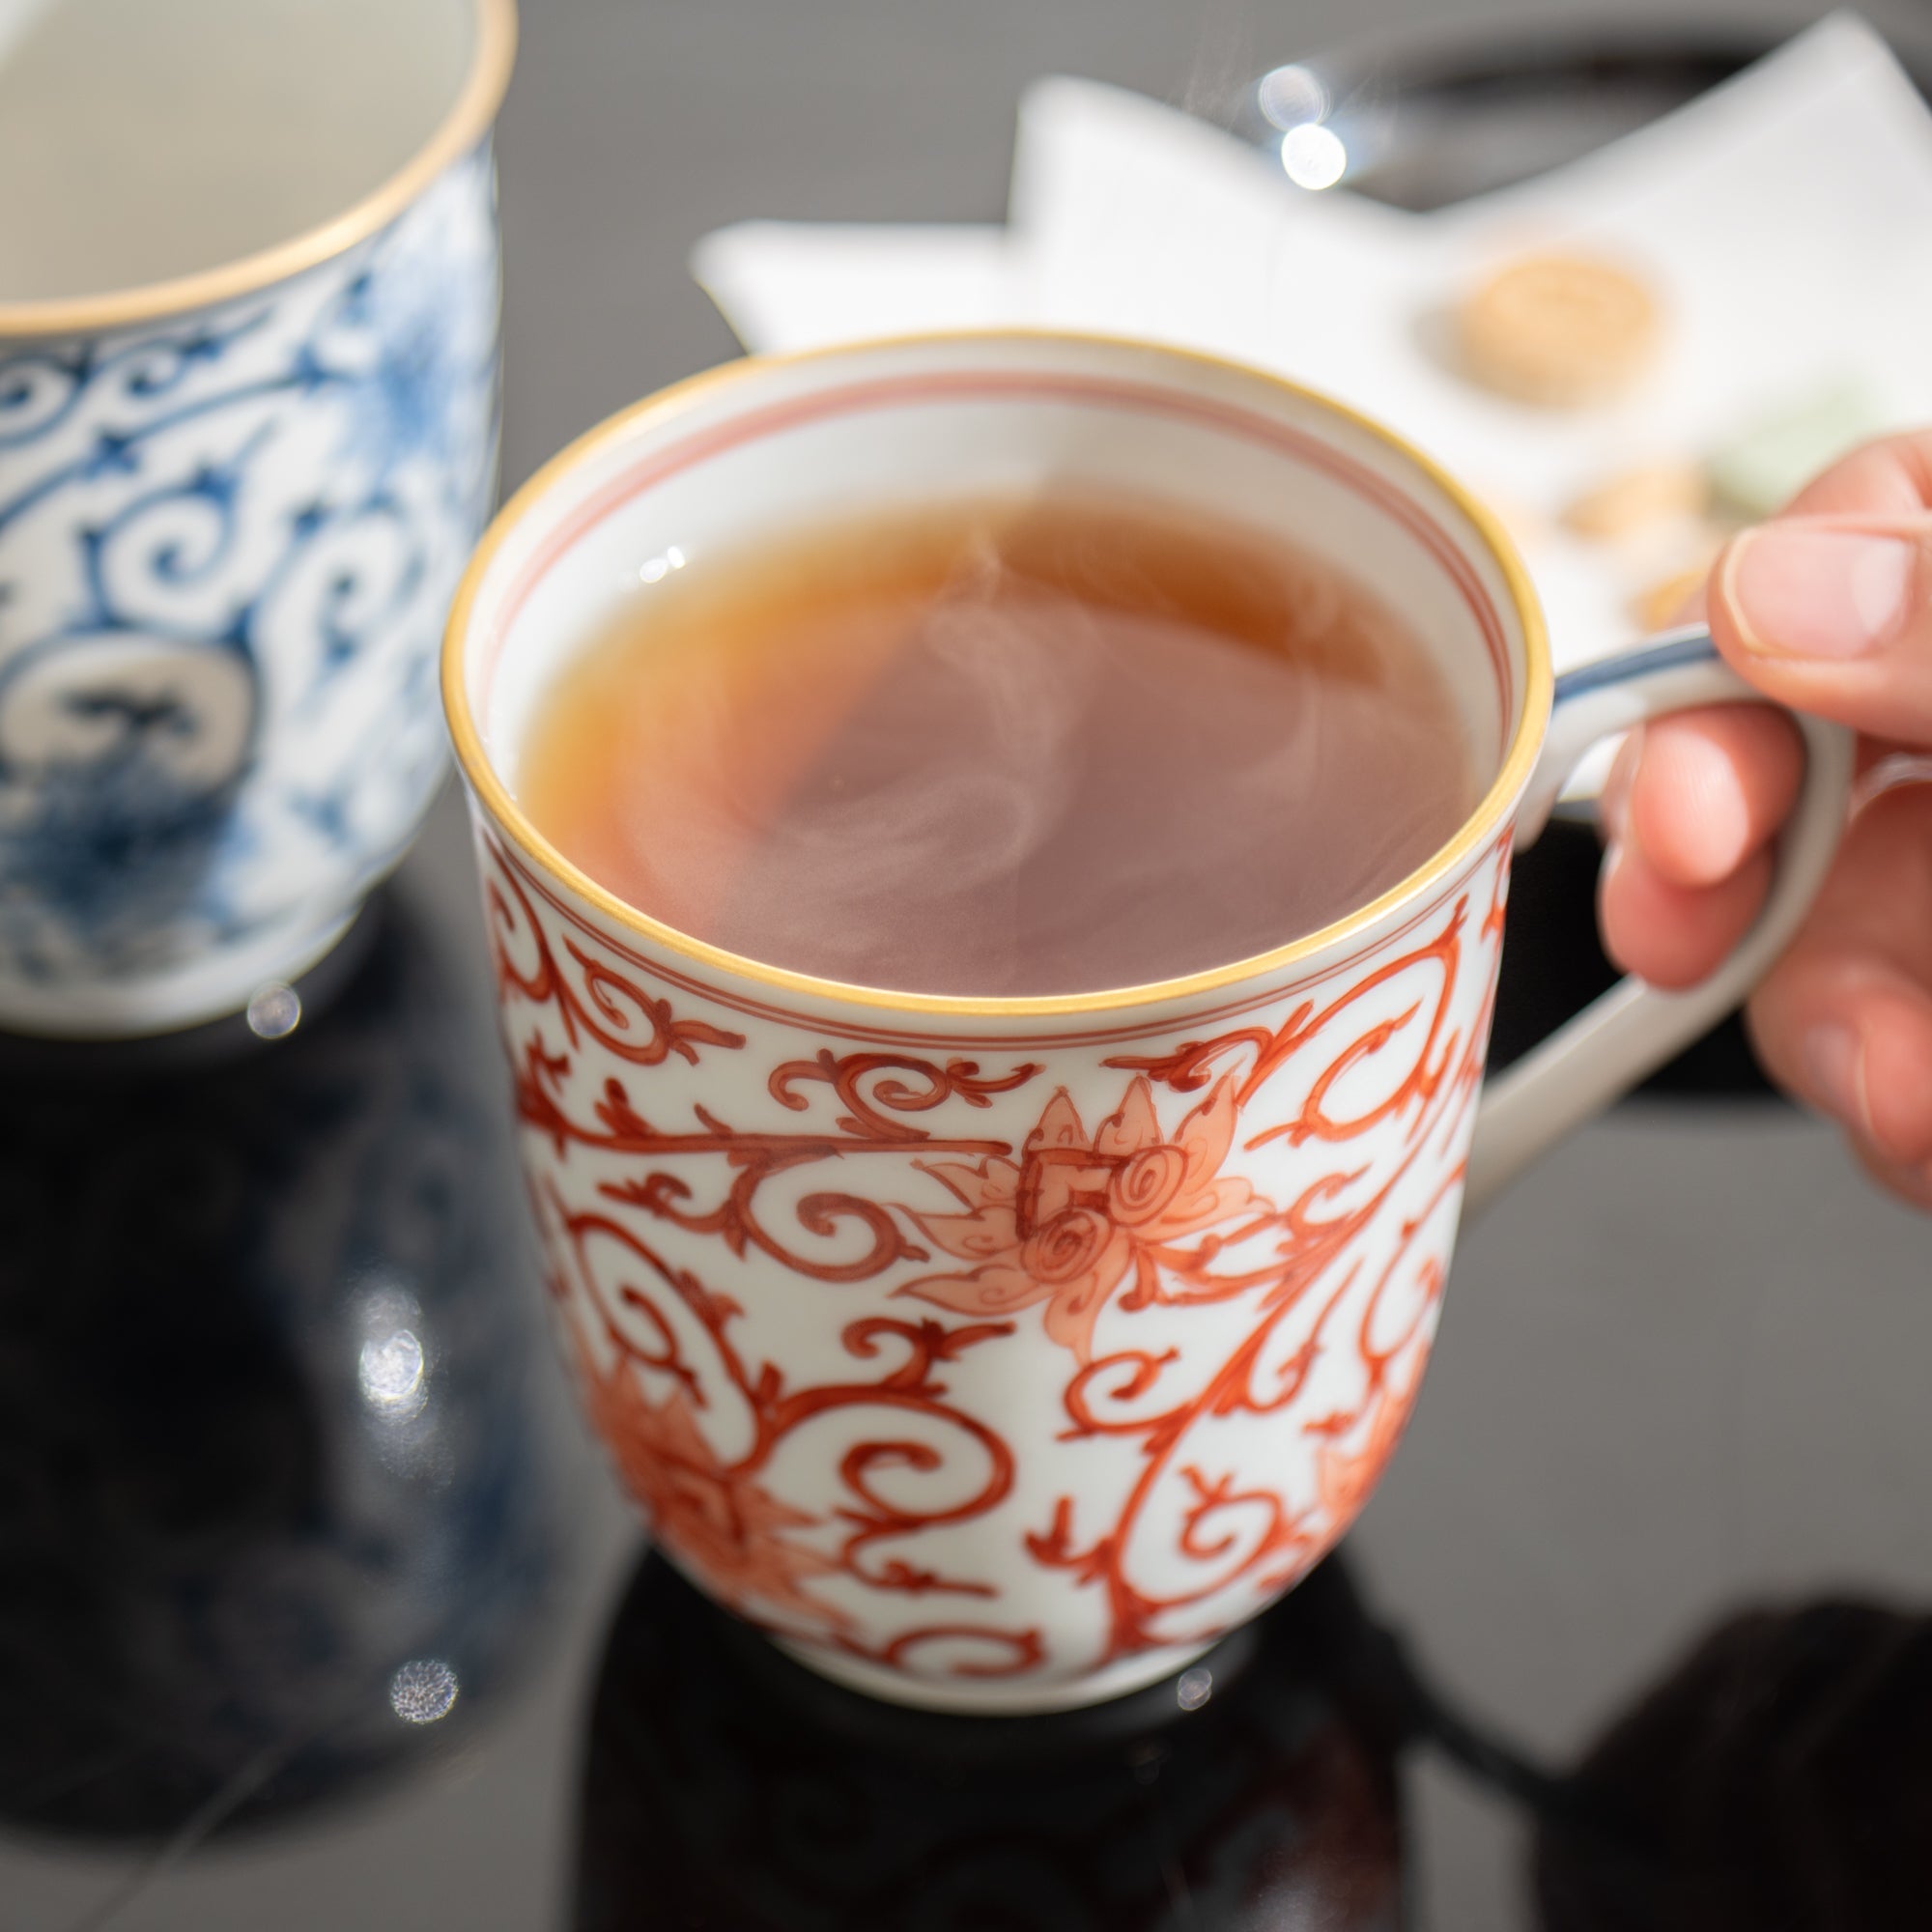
xmin=0 ymin=0 xmax=516 ymax=1035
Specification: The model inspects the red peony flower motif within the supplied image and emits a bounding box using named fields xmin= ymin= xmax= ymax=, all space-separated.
xmin=897 ymin=1076 xmax=1263 ymax=1363
xmin=579 ymin=1347 xmax=849 ymax=1629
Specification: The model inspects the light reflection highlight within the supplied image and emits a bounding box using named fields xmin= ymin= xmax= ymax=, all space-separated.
xmin=389 ymin=1658 xmax=460 ymax=1724
xmin=639 ymin=545 xmax=687 ymax=584
xmin=246 ymin=981 xmax=301 ymax=1038
xmin=1258 ymin=63 xmax=1327 ymax=131
xmin=355 ymin=1278 xmax=430 ymax=1422
xmin=1281 ymin=122 xmax=1348 ymax=190
xmin=1176 ymin=1665 xmax=1214 ymax=1711
xmin=359 ymin=1327 xmax=426 ymax=1412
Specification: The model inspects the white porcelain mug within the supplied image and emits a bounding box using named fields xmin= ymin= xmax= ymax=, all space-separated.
xmin=0 ymin=0 xmax=515 ymax=1035
xmin=443 ymin=332 xmax=1853 ymax=1712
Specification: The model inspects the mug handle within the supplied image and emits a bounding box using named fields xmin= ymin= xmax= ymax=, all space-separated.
xmin=1463 ymin=624 xmax=1857 ymax=1211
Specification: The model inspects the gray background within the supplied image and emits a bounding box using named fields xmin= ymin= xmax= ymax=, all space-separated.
xmin=9 ymin=1 xmax=1932 ymax=1926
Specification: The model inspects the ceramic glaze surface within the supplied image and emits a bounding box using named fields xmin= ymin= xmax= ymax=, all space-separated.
xmin=0 ymin=144 xmax=500 ymax=1034
xmin=479 ymin=817 xmax=1507 ymax=1707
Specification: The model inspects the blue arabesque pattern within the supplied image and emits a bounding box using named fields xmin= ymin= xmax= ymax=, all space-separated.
xmin=0 ymin=143 xmax=501 ymax=998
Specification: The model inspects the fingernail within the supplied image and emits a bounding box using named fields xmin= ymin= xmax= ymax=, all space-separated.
xmin=1726 ymin=526 xmax=1916 ymax=659
xmin=1802 ymin=1021 xmax=1870 ymax=1134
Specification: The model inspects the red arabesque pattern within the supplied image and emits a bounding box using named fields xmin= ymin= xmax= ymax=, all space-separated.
xmin=480 ymin=821 xmax=1512 ymax=1693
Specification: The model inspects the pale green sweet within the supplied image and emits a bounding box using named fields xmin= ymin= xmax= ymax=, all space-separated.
xmin=1708 ymin=382 xmax=1889 ymax=519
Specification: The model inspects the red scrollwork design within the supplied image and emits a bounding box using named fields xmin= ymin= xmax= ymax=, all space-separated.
xmin=579 ymin=1350 xmax=852 ymax=1627
xmin=828 ymin=1623 xmax=1048 ymax=1681
xmin=1482 ymin=831 xmax=1513 ymax=941
xmin=1108 ymin=902 xmax=1464 ymax=1151
xmin=770 ymin=1048 xmax=1042 ymax=1140
xmin=552 ymin=1179 xmax=1026 ymax=1631
xmin=923 ymin=897 xmax=1492 ymax=1667
xmin=1314 ymin=1354 xmax=1427 ymax=1526
xmin=482 ymin=835 xmax=1040 ymax=1286
xmin=490 ymin=796 xmax=1509 ymax=1689
xmin=487 ymin=856 xmax=747 ymax=1068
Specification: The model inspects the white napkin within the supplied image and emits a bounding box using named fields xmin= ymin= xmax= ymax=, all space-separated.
xmin=1009 ymin=73 xmax=1432 ymax=399
xmin=691 ymin=221 xmax=1028 ymax=352
xmin=694 ymin=13 xmax=1932 ymax=679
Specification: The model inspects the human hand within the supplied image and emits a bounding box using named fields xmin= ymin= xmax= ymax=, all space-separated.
xmin=1599 ymin=431 xmax=1932 ymax=1208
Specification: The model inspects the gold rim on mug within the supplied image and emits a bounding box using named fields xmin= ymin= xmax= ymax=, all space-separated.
xmin=0 ymin=0 xmax=518 ymax=339
xmin=442 ymin=329 xmax=1553 ymax=1020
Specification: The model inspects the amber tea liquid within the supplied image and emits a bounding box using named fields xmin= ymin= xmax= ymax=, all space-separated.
xmin=513 ymin=495 xmax=1479 ymax=997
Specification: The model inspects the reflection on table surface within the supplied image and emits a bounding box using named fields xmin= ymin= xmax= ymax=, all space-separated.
xmin=0 ymin=894 xmax=562 ymax=1847
xmin=576 ymin=1553 xmax=1404 ymax=1932
xmin=568 ymin=1547 xmax=1932 ymax=1931
xmin=1534 ymin=1600 xmax=1932 ymax=1932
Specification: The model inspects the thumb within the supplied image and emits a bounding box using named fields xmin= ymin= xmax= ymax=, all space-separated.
xmin=1707 ymin=514 xmax=1932 ymax=747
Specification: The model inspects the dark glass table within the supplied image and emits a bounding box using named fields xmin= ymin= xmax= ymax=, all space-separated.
xmin=5 ymin=4 xmax=1931 ymax=1925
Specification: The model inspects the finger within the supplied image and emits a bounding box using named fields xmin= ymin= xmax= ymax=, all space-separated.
xmin=1705 ymin=512 xmax=1932 ymax=746
xmin=1593 ymin=702 xmax=1798 ymax=987
xmin=1748 ymin=959 xmax=1932 ymax=1168
xmin=1754 ymin=966 xmax=1932 ymax=1159
xmin=1781 ymin=428 xmax=1932 ymax=518
xmin=1618 ymin=705 xmax=1804 ymax=888
xmin=1745 ymin=785 xmax=1932 ymax=1170
xmin=1849 ymin=1137 xmax=1932 ymax=1214
xmin=1600 ymin=839 xmax=1775 ymax=990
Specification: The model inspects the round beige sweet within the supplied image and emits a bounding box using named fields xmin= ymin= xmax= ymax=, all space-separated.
xmin=1631 ymin=561 xmax=1710 ymax=633
xmin=1458 ymin=253 xmax=1661 ymax=408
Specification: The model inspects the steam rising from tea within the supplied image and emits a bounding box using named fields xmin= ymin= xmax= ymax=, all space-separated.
xmin=514 ymin=496 xmax=1478 ymax=996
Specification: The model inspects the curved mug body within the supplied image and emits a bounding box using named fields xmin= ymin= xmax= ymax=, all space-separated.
xmin=0 ymin=0 xmax=516 ymax=1035
xmin=443 ymin=330 xmax=1847 ymax=1712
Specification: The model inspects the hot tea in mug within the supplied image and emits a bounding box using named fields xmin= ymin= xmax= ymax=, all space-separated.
xmin=514 ymin=493 xmax=1478 ymax=995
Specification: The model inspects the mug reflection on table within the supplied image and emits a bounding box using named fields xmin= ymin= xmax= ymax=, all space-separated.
xmin=0 ymin=0 xmax=514 ymax=1038
xmin=442 ymin=331 xmax=1852 ymax=1713
xmin=0 ymin=894 xmax=559 ymax=1838
xmin=1537 ymin=1597 xmax=1932 ymax=1931
xmin=577 ymin=1550 xmax=1403 ymax=1932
